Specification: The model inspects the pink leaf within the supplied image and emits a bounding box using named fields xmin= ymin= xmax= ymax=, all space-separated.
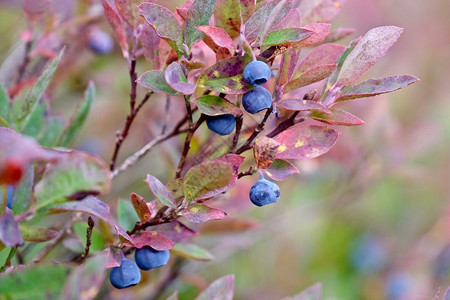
xmin=140 ymin=24 xmax=161 ymax=70
xmin=165 ymin=62 xmax=196 ymax=94
xmin=278 ymin=99 xmax=331 ymax=115
xmin=106 ymin=245 xmax=122 ymax=268
xmin=293 ymin=23 xmax=331 ymax=48
xmin=195 ymin=274 xmax=235 ymax=300
xmin=295 ymin=43 xmax=346 ymax=75
xmin=275 ymin=124 xmax=339 ymax=160
xmin=273 ymin=8 xmax=302 ymax=31
xmin=181 ymin=204 xmax=227 ymax=223
xmin=0 ymin=208 xmax=23 ymax=247
xmin=131 ymin=231 xmax=174 ymax=250
xmin=263 ymin=159 xmax=299 ymax=181
xmin=114 ymin=225 xmax=135 ymax=246
xmin=311 ymin=108 xmax=365 ymax=126
xmin=299 ymin=0 xmax=348 ymax=24
xmin=152 ymin=220 xmax=198 ymax=242
xmin=336 ymin=75 xmax=419 ymax=102
xmin=323 ymin=27 xmax=356 ymax=43
xmin=196 ymin=26 xmax=236 ymax=52
xmin=46 ymin=196 xmax=111 ymax=222
xmin=284 ymin=64 xmax=337 ymax=92
xmin=336 ymin=26 xmax=404 ymax=87
xmin=145 ymin=174 xmax=177 ymax=208
xmin=101 ymin=0 xmax=129 ymax=60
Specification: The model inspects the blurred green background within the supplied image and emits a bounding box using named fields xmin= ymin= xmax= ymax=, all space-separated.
xmin=0 ymin=0 xmax=449 ymax=299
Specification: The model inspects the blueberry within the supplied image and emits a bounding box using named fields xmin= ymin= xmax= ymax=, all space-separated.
xmin=350 ymin=234 xmax=386 ymax=274
xmin=243 ymin=60 xmax=271 ymax=86
xmin=135 ymin=246 xmax=170 ymax=271
xmin=249 ymin=179 xmax=280 ymax=207
xmin=385 ymin=272 xmax=412 ymax=300
xmin=206 ymin=114 xmax=236 ymax=135
xmin=242 ymin=86 xmax=272 ymax=114
xmin=88 ymin=30 xmax=114 ymax=55
xmin=109 ymin=257 xmax=141 ymax=289
xmin=6 ymin=185 xmax=14 ymax=209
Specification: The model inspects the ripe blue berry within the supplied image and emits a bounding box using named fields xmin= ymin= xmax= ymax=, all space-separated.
xmin=109 ymin=257 xmax=141 ymax=289
xmin=242 ymin=86 xmax=272 ymax=114
xmin=6 ymin=185 xmax=14 ymax=209
xmin=135 ymin=246 xmax=170 ymax=271
xmin=88 ymin=30 xmax=114 ymax=55
xmin=249 ymin=179 xmax=280 ymax=207
xmin=206 ymin=114 xmax=236 ymax=135
xmin=243 ymin=60 xmax=271 ymax=86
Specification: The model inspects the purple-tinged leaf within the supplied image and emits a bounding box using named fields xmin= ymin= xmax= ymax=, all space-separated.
xmin=166 ymin=178 xmax=185 ymax=202
xmin=336 ymin=75 xmax=419 ymax=102
xmin=152 ymin=220 xmax=197 ymax=242
xmin=197 ymin=55 xmax=253 ymax=94
xmin=106 ymin=245 xmax=122 ymax=268
xmin=443 ymin=287 xmax=450 ymax=300
xmin=175 ymin=0 xmax=193 ymax=23
xmin=0 ymin=208 xmax=23 ymax=247
xmin=45 ymin=196 xmax=110 ymax=222
xmin=311 ymin=108 xmax=365 ymax=126
xmin=138 ymin=3 xmax=184 ymax=56
xmin=244 ymin=0 xmax=292 ymax=40
xmin=130 ymin=193 xmax=151 ymax=223
xmin=130 ymin=231 xmax=174 ymax=250
xmin=145 ymin=174 xmax=177 ymax=208
xmin=19 ymin=225 xmax=58 ymax=243
xmin=197 ymin=154 xmax=245 ymax=200
xmin=323 ymin=27 xmax=356 ymax=43
xmin=291 ymin=282 xmax=322 ymax=300
xmin=102 ymin=0 xmax=129 ymax=60
xmin=273 ymin=8 xmax=302 ymax=31
xmin=180 ymin=203 xmax=227 ymax=223
xmin=253 ymin=136 xmax=281 ymax=169
xmin=336 ymin=26 xmax=404 ymax=87
xmin=214 ymin=0 xmax=255 ymax=39
xmin=195 ymin=274 xmax=235 ymax=300
xmin=140 ymin=25 xmax=161 ymax=70
xmin=137 ymin=70 xmax=178 ymax=95
xmin=256 ymin=0 xmax=293 ymax=42
xmin=200 ymin=218 xmax=259 ymax=233
xmin=172 ymin=243 xmax=214 ymax=261
xmin=165 ymin=62 xmax=196 ymax=94
xmin=278 ymin=99 xmax=330 ymax=114
xmin=299 ymin=0 xmax=347 ymax=24
xmin=285 ymin=64 xmax=337 ymax=92
xmin=114 ymin=225 xmax=135 ymax=246
xmin=194 ymin=96 xmax=242 ymax=116
xmin=184 ymin=161 xmax=234 ymax=202
xmin=114 ymin=0 xmax=139 ymax=27
xmin=296 ymin=44 xmax=346 ymax=76
xmin=292 ymin=23 xmax=330 ymax=48
xmin=277 ymin=48 xmax=301 ymax=86
xmin=275 ymin=124 xmax=339 ymax=160
xmin=263 ymin=159 xmax=299 ymax=181
xmin=184 ymin=0 xmax=217 ymax=47
xmin=196 ymin=26 xmax=236 ymax=52
xmin=262 ymin=28 xmax=312 ymax=47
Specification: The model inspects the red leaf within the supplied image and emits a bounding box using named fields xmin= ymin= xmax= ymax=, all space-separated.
xmin=323 ymin=27 xmax=356 ymax=43
xmin=299 ymin=0 xmax=348 ymax=24
xmin=114 ymin=225 xmax=135 ymax=246
xmin=165 ymin=62 xmax=196 ymax=94
xmin=102 ymin=0 xmax=129 ymax=60
xmin=311 ymin=108 xmax=365 ymax=126
xmin=114 ymin=0 xmax=139 ymax=27
xmin=131 ymin=231 xmax=174 ymax=250
xmin=296 ymin=44 xmax=346 ymax=75
xmin=277 ymin=48 xmax=301 ymax=86
xmin=336 ymin=75 xmax=419 ymax=102
xmin=284 ymin=64 xmax=337 ymax=92
xmin=0 ymin=208 xmax=23 ymax=247
xmin=145 ymin=174 xmax=176 ymax=208
xmin=152 ymin=220 xmax=197 ymax=242
xmin=278 ymin=99 xmax=331 ymax=115
xmin=106 ymin=245 xmax=122 ymax=268
xmin=275 ymin=124 xmax=339 ymax=160
xmin=140 ymin=24 xmax=161 ymax=70
xmin=292 ymin=23 xmax=331 ymax=48
xmin=253 ymin=136 xmax=281 ymax=169
xmin=130 ymin=193 xmax=151 ymax=222
xmin=180 ymin=204 xmax=227 ymax=223
xmin=196 ymin=26 xmax=236 ymax=52
xmin=273 ymin=8 xmax=302 ymax=31
xmin=46 ymin=196 xmax=111 ymax=222
xmin=263 ymin=159 xmax=299 ymax=181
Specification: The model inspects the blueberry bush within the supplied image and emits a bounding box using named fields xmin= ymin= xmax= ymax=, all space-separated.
xmin=0 ymin=0 xmax=425 ymax=299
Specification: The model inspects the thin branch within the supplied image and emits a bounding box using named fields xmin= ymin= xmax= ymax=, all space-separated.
xmin=235 ymin=108 xmax=272 ymax=155
xmin=79 ymin=217 xmax=95 ymax=264
xmin=231 ymin=114 xmax=243 ymax=152
xmin=238 ymin=166 xmax=256 ymax=179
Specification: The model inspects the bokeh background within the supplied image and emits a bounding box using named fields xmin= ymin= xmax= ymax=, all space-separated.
xmin=0 ymin=0 xmax=449 ymax=299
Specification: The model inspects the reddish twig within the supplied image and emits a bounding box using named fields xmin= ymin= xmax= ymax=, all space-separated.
xmin=79 ymin=217 xmax=95 ymax=263
xmin=235 ymin=108 xmax=272 ymax=155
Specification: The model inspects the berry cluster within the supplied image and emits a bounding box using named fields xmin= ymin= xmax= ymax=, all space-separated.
xmin=109 ymin=247 xmax=170 ymax=289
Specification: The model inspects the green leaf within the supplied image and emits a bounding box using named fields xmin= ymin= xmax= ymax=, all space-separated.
xmin=194 ymin=96 xmax=242 ymax=116
xmin=0 ymin=85 xmax=11 ymax=127
xmin=59 ymin=82 xmax=94 ymax=147
xmin=137 ymin=70 xmax=178 ymax=95
xmin=34 ymin=151 xmax=111 ymax=209
xmin=138 ymin=3 xmax=184 ymax=56
xmin=171 ymin=243 xmax=214 ymax=261
xmin=214 ymin=0 xmax=255 ymax=39
xmin=184 ymin=161 xmax=234 ymax=202
xmin=39 ymin=116 xmax=65 ymax=147
xmin=262 ymin=28 xmax=312 ymax=46
xmin=17 ymin=48 xmax=64 ymax=130
xmin=19 ymin=225 xmax=58 ymax=243
xmin=12 ymin=164 xmax=34 ymax=215
xmin=195 ymin=274 xmax=235 ymax=300
xmin=184 ymin=0 xmax=217 ymax=47
xmin=145 ymin=174 xmax=177 ymax=208
xmin=21 ymin=100 xmax=46 ymax=138
xmin=0 ymin=264 xmax=72 ymax=300
xmin=117 ymin=199 xmax=139 ymax=231
xmin=73 ymin=222 xmax=105 ymax=252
